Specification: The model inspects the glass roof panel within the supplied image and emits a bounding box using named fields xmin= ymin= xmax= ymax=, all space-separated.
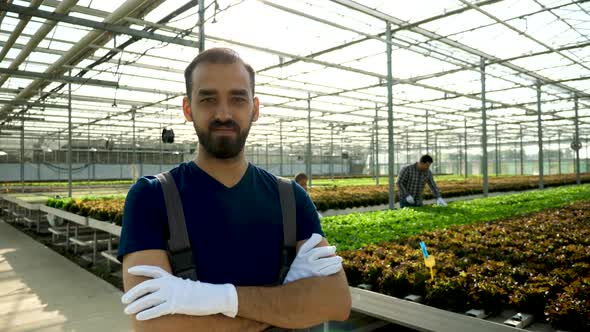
xmin=0 ymin=0 xmax=587 ymax=150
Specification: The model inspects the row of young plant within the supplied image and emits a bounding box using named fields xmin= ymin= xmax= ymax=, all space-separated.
xmin=312 ymin=173 xmax=572 ymax=187
xmin=311 ymin=173 xmax=590 ymax=211
xmin=41 ymin=184 xmax=589 ymax=329
xmin=338 ymin=201 xmax=590 ymax=331
xmin=42 ymin=183 xmax=590 ymax=241
xmin=2 ymin=179 xmax=132 ymax=188
xmin=46 ymin=196 xmax=125 ymax=225
xmin=321 ymin=184 xmax=590 ymax=251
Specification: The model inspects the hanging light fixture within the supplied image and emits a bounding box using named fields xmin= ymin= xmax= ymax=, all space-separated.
xmin=162 ymin=128 xmax=175 ymax=143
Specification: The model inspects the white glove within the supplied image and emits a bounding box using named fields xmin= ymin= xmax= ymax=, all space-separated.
xmin=122 ymin=265 xmax=238 ymax=321
xmin=436 ymin=197 xmax=447 ymax=206
xmin=406 ymin=195 xmax=415 ymax=204
xmin=283 ymin=233 xmax=343 ymax=284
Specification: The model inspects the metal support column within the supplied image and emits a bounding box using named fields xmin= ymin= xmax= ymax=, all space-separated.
xmin=20 ymin=111 xmax=24 ymax=192
xmin=458 ymin=135 xmax=462 ymax=176
xmin=290 ymin=143 xmax=294 ymax=175
xmin=548 ymin=137 xmax=552 ymax=176
xmin=495 ymin=123 xmax=499 ymax=176
xmin=68 ymin=73 xmax=72 ymax=197
xmin=406 ymin=132 xmax=410 ymax=164
xmin=386 ymin=22 xmax=395 ymax=209
xmin=330 ymin=124 xmax=334 ymax=180
xmin=536 ymin=81 xmax=544 ymax=189
xmin=464 ymin=118 xmax=468 ymax=178
xmin=307 ymin=94 xmax=312 ymax=187
xmin=341 ymin=129 xmax=344 ymax=176
xmin=520 ymin=126 xmax=524 ymax=175
xmin=557 ymin=131 xmax=561 ymax=175
xmin=319 ymin=143 xmax=323 ymax=175
xmin=37 ymin=145 xmax=40 ymax=181
xmin=159 ymin=123 xmax=163 ymax=173
xmin=132 ymin=106 xmax=137 ymax=181
xmin=514 ymin=139 xmax=517 ymax=175
xmin=375 ymin=105 xmax=380 ymax=185
xmin=574 ymin=95 xmax=588 ymax=184
xmin=119 ymin=133 xmax=123 ymax=179
xmin=198 ymin=0 xmax=205 ymax=52
xmin=425 ymin=109 xmax=429 ymax=154
xmin=371 ymin=125 xmax=376 ymax=182
xmin=279 ymin=120 xmax=283 ymax=176
xmin=57 ymin=132 xmax=61 ymax=181
xmin=87 ymin=119 xmax=91 ymax=182
xmin=480 ymin=58 xmax=489 ymax=196
xmin=434 ymin=133 xmax=438 ymax=173
xmin=265 ymin=135 xmax=269 ymax=170
xmin=587 ymin=137 xmax=589 ymax=173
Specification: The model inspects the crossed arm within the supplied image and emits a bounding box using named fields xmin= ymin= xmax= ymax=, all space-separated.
xmin=122 ymin=238 xmax=351 ymax=332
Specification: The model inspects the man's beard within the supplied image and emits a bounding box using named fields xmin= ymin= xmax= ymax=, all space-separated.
xmin=195 ymin=118 xmax=252 ymax=159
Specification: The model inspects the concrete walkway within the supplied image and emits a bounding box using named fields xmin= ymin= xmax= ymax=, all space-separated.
xmin=0 ymin=220 xmax=131 ymax=332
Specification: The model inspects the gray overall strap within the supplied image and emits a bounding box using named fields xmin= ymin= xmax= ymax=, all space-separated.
xmin=276 ymin=177 xmax=297 ymax=285
xmin=155 ymin=172 xmax=197 ymax=281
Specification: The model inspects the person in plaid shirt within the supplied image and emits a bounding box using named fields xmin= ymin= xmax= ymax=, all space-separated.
xmin=397 ymin=155 xmax=447 ymax=207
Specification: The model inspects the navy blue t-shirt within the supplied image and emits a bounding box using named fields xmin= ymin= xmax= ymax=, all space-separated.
xmin=117 ymin=161 xmax=323 ymax=286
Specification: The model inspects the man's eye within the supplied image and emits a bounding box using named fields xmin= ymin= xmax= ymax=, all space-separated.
xmin=200 ymin=98 xmax=215 ymax=103
xmin=232 ymin=97 xmax=248 ymax=103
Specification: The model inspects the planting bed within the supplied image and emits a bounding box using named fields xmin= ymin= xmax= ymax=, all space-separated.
xmin=46 ymin=195 xmax=125 ymax=225
xmin=311 ymin=173 xmax=590 ymax=211
xmin=6 ymin=182 xmax=589 ymax=331
xmin=1 ymin=180 xmax=133 ymax=193
xmin=340 ymin=201 xmax=590 ymax=331
xmin=322 ymin=184 xmax=590 ymax=251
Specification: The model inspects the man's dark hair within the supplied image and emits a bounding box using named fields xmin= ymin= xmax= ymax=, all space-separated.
xmin=420 ymin=155 xmax=433 ymax=163
xmin=184 ymin=48 xmax=255 ymax=100
xmin=294 ymin=172 xmax=308 ymax=183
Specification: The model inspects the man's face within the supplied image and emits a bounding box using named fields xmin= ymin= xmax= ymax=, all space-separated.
xmin=182 ymin=62 xmax=259 ymax=159
xmin=418 ymin=161 xmax=432 ymax=171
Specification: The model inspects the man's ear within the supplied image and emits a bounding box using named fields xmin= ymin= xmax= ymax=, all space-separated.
xmin=182 ymin=96 xmax=193 ymax=122
xmin=252 ymin=96 xmax=260 ymax=122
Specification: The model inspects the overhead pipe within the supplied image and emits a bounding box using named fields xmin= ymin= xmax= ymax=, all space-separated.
xmin=0 ymin=0 xmax=44 ymax=63
xmin=331 ymin=0 xmax=589 ymax=99
xmin=0 ymin=0 xmax=163 ymax=119
xmin=0 ymin=0 xmax=13 ymax=28
xmin=458 ymin=0 xmax=590 ymax=73
xmin=0 ymin=0 xmax=79 ymax=87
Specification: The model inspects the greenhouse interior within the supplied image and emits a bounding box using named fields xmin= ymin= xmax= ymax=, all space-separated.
xmin=0 ymin=0 xmax=589 ymax=331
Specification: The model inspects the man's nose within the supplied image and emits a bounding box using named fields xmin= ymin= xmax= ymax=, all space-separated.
xmin=214 ymin=101 xmax=232 ymax=121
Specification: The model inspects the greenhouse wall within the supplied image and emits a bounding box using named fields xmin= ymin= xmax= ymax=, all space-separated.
xmin=0 ymin=163 xmax=351 ymax=182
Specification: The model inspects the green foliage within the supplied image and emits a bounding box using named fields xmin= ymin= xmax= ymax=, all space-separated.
xmin=1 ymin=180 xmax=132 ymax=187
xmin=426 ymin=276 xmax=469 ymax=312
xmin=312 ymin=175 xmax=473 ymax=187
xmin=322 ymin=184 xmax=590 ymax=251
xmin=545 ymin=278 xmax=590 ymax=331
xmin=310 ymin=173 xmax=590 ymax=211
xmin=339 ymin=200 xmax=590 ymax=329
xmin=45 ymin=195 xmax=125 ymax=224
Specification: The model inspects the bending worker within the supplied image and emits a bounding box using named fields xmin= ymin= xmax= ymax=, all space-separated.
xmin=294 ymin=172 xmax=308 ymax=192
xmin=294 ymin=172 xmax=324 ymax=218
xmin=397 ymin=154 xmax=447 ymax=208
